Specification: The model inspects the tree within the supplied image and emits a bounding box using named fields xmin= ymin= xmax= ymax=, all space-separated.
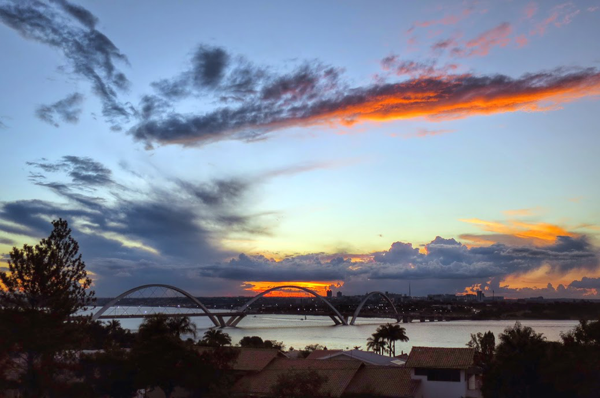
xmin=200 ymin=329 xmax=232 ymax=347
xmin=366 ymin=335 xmax=387 ymax=355
xmin=79 ymin=346 xmax=137 ymax=398
xmin=482 ymin=322 xmax=550 ymax=398
xmin=0 ymin=219 xmax=95 ymax=397
xmin=0 ymin=218 xmax=94 ymax=316
xmin=131 ymin=315 xmax=204 ymax=398
xmin=240 ymin=335 xmax=265 ymax=348
xmin=467 ymin=330 xmax=495 ymax=368
xmin=372 ymin=323 xmax=409 ymax=356
xmin=270 ymin=370 xmax=329 ymax=398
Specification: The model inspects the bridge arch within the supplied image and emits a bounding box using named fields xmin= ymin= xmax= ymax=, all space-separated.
xmin=226 ymin=285 xmax=347 ymax=327
xmin=350 ymin=291 xmax=398 ymax=325
xmin=91 ymin=284 xmax=220 ymax=327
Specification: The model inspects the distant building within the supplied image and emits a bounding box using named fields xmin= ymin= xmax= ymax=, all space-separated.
xmin=336 ymin=291 xmax=342 ymax=298
xmin=476 ymin=290 xmax=484 ymax=302
xmin=327 ymin=289 xmax=333 ymax=298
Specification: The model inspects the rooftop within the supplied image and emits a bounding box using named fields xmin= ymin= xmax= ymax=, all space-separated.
xmin=318 ymin=349 xmax=406 ymax=367
xmin=405 ymin=346 xmax=475 ymax=369
xmin=232 ymin=358 xmax=363 ymax=397
xmin=344 ymin=366 xmax=420 ymax=397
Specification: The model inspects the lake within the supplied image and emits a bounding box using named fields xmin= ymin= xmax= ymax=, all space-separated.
xmin=91 ymin=307 xmax=580 ymax=352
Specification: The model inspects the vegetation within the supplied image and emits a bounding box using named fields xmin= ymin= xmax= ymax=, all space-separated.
xmin=467 ymin=330 xmax=495 ymax=369
xmin=367 ymin=323 xmax=409 ymax=356
xmin=200 ymin=328 xmax=232 ymax=347
xmin=477 ymin=319 xmax=600 ymax=398
xmin=0 ymin=219 xmax=94 ymax=397
xmin=239 ymin=335 xmax=285 ymax=350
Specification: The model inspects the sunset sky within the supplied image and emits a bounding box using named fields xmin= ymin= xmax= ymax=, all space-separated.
xmin=1 ymin=0 xmax=599 ymax=298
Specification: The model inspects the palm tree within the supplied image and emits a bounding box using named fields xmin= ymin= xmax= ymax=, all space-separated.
xmin=167 ymin=316 xmax=197 ymax=339
xmin=366 ymin=335 xmax=387 ymax=355
xmin=374 ymin=323 xmax=409 ymax=356
xmin=201 ymin=329 xmax=232 ymax=347
xmin=106 ymin=319 xmax=122 ymax=334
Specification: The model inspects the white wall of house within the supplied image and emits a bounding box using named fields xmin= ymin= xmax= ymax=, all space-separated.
xmin=411 ymin=369 xmax=468 ymax=398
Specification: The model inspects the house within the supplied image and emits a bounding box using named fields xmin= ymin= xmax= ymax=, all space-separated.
xmin=344 ymin=366 xmax=421 ymax=397
xmin=231 ymin=358 xmax=420 ymax=397
xmin=315 ymin=349 xmax=406 ymax=366
xmin=231 ymin=358 xmax=363 ymax=397
xmin=405 ymin=346 xmax=482 ymax=398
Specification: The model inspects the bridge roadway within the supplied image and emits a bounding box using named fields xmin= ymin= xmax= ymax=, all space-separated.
xmin=92 ymin=284 xmax=471 ymax=327
xmin=96 ymin=310 xmax=470 ymax=326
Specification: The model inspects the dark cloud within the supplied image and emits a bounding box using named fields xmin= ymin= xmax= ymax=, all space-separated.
xmin=35 ymin=92 xmax=84 ymax=127
xmin=0 ymin=157 xmax=274 ymax=295
xmin=27 ymin=156 xmax=113 ymax=186
xmin=131 ymin=53 xmax=600 ymax=147
xmin=150 ymin=45 xmax=268 ymax=102
xmin=192 ymin=45 xmax=229 ymax=88
xmin=569 ymin=277 xmax=600 ymax=290
xmin=51 ymin=0 xmax=97 ymax=29
xmin=0 ymin=0 xmax=130 ymax=124
xmin=0 ymin=237 xmax=14 ymax=245
xmin=198 ymin=253 xmax=349 ymax=282
xmin=197 ymin=235 xmax=599 ymax=289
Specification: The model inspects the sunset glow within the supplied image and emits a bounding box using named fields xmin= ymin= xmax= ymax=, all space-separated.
xmin=0 ymin=0 xmax=598 ymax=299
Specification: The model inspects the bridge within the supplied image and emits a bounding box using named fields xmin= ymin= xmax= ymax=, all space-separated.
xmin=92 ymin=284 xmax=458 ymax=328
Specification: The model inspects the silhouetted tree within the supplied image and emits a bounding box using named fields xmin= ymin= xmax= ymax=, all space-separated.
xmin=467 ymin=330 xmax=495 ymax=368
xmin=366 ymin=335 xmax=387 ymax=355
xmin=0 ymin=219 xmax=94 ymax=397
xmin=372 ymin=323 xmax=409 ymax=356
xmin=200 ymin=329 xmax=232 ymax=347
xmin=482 ymin=322 xmax=551 ymax=398
xmin=79 ymin=346 xmax=136 ymax=398
xmin=131 ymin=315 xmax=203 ymax=398
xmin=239 ymin=335 xmax=265 ymax=348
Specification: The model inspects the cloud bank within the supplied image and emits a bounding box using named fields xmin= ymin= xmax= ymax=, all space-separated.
xmin=2 ymin=157 xmax=598 ymax=297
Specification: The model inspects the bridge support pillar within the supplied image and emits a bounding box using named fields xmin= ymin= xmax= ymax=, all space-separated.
xmin=329 ymin=314 xmax=341 ymax=325
xmin=216 ymin=315 xmax=227 ymax=328
xmin=225 ymin=314 xmax=247 ymax=327
xmin=420 ymin=316 xmax=425 ymax=322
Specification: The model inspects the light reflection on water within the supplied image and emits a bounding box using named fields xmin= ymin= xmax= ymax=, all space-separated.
xmin=85 ymin=306 xmax=579 ymax=351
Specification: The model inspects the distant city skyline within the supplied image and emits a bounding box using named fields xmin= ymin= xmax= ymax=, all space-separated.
xmin=1 ymin=0 xmax=599 ymax=298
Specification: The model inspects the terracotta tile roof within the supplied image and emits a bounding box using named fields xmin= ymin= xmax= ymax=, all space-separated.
xmin=196 ymin=347 xmax=281 ymax=371
xmin=306 ymin=349 xmax=343 ymax=359
xmin=343 ymin=366 xmax=420 ymax=398
xmin=232 ymin=358 xmax=362 ymax=397
xmin=405 ymin=346 xmax=475 ymax=369
xmin=318 ymin=350 xmax=405 ymax=367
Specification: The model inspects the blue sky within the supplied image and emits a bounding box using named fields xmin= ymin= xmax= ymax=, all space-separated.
xmin=1 ymin=0 xmax=599 ymax=298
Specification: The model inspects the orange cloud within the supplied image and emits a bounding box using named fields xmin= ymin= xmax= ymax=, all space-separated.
xmin=241 ymin=281 xmax=343 ymax=297
xmin=453 ymin=23 xmax=512 ymax=57
xmin=460 ymin=218 xmax=577 ymax=246
xmin=531 ymin=2 xmax=580 ymax=36
xmin=302 ymin=70 xmax=600 ymax=128
xmin=500 ymin=265 xmax=600 ymax=290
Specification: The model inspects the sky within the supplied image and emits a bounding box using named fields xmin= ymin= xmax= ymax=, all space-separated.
xmin=1 ymin=0 xmax=599 ymax=299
